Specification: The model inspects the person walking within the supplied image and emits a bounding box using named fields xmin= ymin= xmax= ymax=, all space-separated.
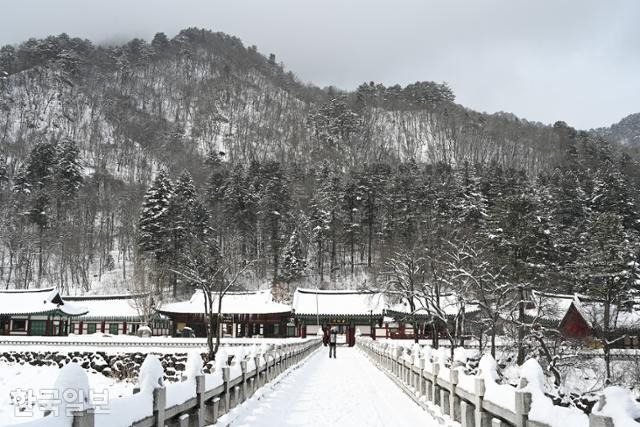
xmin=329 ymin=327 xmax=337 ymax=358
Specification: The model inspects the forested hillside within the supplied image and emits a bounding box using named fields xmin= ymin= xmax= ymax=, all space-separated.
xmin=0 ymin=28 xmax=638 ymax=302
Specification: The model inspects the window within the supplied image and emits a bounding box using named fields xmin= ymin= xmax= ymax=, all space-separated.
xmin=11 ymin=319 xmax=27 ymax=332
xmin=30 ymin=320 xmax=46 ymax=336
xmin=87 ymin=323 xmax=97 ymax=334
xmin=109 ymin=323 xmax=119 ymax=335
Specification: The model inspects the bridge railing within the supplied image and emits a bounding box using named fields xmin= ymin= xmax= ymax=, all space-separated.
xmin=11 ymin=338 xmax=322 ymax=427
xmin=358 ymin=339 xmax=615 ymax=427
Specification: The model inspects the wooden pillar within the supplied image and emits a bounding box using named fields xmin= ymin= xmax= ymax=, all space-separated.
xmin=152 ymin=387 xmax=166 ymax=427
xmin=222 ymin=367 xmax=230 ymax=414
xmin=474 ymin=377 xmax=490 ymax=427
xmin=432 ymin=363 xmax=440 ymax=406
xmin=240 ymin=360 xmax=248 ymax=403
xmin=450 ymin=369 xmax=460 ymax=422
xmin=195 ymin=375 xmax=205 ymax=427
xmin=461 ymin=401 xmax=475 ymax=427
xmin=515 ymin=390 xmax=532 ymax=427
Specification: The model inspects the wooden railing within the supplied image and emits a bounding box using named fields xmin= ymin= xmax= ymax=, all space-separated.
xmin=14 ymin=338 xmax=322 ymax=427
xmin=358 ymin=339 xmax=615 ymax=427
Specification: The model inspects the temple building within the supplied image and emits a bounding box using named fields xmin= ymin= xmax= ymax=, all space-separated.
xmin=0 ymin=288 xmax=87 ymax=336
xmin=63 ymin=294 xmax=170 ymax=336
xmin=158 ymin=289 xmax=293 ymax=338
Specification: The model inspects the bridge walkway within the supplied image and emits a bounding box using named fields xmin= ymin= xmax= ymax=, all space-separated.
xmin=223 ymin=345 xmax=435 ymax=427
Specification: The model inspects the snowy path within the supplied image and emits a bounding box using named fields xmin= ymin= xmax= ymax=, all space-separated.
xmin=226 ymin=346 xmax=435 ymax=427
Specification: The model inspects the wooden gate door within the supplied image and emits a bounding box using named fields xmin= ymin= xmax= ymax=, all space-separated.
xmin=347 ymin=326 xmax=356 ymax=347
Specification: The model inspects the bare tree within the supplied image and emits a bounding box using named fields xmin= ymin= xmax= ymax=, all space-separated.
xmin=171 ymin=237 xmax=254 ymax=359
xmin=438 ymin=239 xmax=510 ymax=357
xmin=131 ymin=253 xmax=156 ymax=328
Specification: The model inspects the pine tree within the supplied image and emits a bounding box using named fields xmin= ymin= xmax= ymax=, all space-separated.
xmin=576 ymin=211 xmax=639 ymax=383
xmin=256 ymin=161 xmax=291 ymax=282
xmin=138 ymin=170 xmax=174 ymax=264
xmin=23 ymin=141 xmax=58 ymax=286
xmin=342 ymin=176 xmax=360 ymax=275
xmin=357 ymin=163 xmax=390 ymax=267
xmin=0 ymin=155 xmax=7 ymax=190
xmin=485 ymin=172 xmax=554 ymax=364
xmin=281 ymin=227 xmax=306 ymax=285
xmin=54 ymin=138 xmax=83 ymax=218
xmin=223 ymin=163 xmax=257 ymax=260
xmin=453 ymin=162 xmax=487 ymax=232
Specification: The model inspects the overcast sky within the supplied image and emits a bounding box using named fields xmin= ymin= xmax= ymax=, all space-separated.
xmin=1 ymin=0 xmax=638 ymax=129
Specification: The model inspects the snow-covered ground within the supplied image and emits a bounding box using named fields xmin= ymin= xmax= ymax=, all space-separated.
xmin=218 ymin=346 xmax=434 ymax=427
xmin=0 ymin=362 xmax=133 ymax=426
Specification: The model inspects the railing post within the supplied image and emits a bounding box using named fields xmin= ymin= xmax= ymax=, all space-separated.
xmin=232 ymin=386 xmax=240 ymax=409
xmin=153 ymin=386 xmax=166 ymax=427
xmin=209 ymin=397 xmax=220 ymax=424
xmin=441 ymin=386 xmax=450 ymax=416
xmin=474 ymin=377 xmax=490 ymax=427
xmin=248 ymin=377 xmax=255 ymax=398
xmin=254 ymin=355 xmax=262 ymax=388
xmin=418 ymin=358 xmax=426 ymax=397
xmin=222 ymin=366 xmax=230 ymax=414
xmin=240 ymin=360 xmax=248 ymax=403
xmin=432 ymin=363 xmax=440 ymax=406
xmin=450 ymin=369 xmax=460 ymax=422
xmin=515 ymin=389 xmax=532 ymax=427
xmin=195 ymin=374 xmax=205 ymax=427
xmin=72 ymin=408 xmax=95 ymax=427
xmin=460 ymin=400 xmax=475 ymax=427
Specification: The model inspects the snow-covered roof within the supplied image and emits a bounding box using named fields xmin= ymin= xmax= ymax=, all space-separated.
xmin=525 ymin=290 xmax=576 ymax=321
xmin=159 ymin=289 xmax=291 ymax=315
xmin=572 ymin=299 xmax=640 ymax=330
xmin=387 ymin=294 xmax=480 ymax=318
xmin=63 ymin=294 xmax=146 ymax=320
xmin=292 ymin=288 xmax=386 ymax=316
xmin=528 ymin=291 xmax=640 ymax=331
xmin=0 ymin=288 xmax=88 ymax=317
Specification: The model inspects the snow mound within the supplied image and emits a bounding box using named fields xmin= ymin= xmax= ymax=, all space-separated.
xmin=215 ymin=348 xmax=229 ymax=372
xmin=453 ymin=347 xmax=468 ymax=364
xmin=139 ymin=355 xmax=164 ymax=393
xmin=478 ymin=354 xmax=500 ymax=382
xmin=53 ymin=363 xmax=91 ymax=413
xmin=434 ymin=347 xmax=448 ymax=365
xmin=184 ymin=351 xmax=203 ymax=380
xmin=420 ymin=344 xmax=433 ymax=362
xmin=593 ymin=387 xmax=640 ymax=427
xmin=478 ymin=354 xmax=515 ymax=411
xmin=519 ymin=359 xmax=587 ymax=427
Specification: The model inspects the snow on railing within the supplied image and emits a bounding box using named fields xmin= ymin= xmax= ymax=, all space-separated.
xmin=8 ymin=338 xmax=322 ymax=427
xmin=358 ymin=338 xmax=637 ymax=427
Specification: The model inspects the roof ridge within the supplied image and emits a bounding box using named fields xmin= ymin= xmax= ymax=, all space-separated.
xmin=0 ymin=287 xmax=55 ymax=294
xmin=63 ymin=293 xmax=149 ymax=300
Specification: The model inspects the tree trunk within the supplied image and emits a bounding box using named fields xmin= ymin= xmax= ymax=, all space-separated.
xmin=367 ymin=201 xmax=373 ymax=267
xmin=212 ymin=290 xmax=224 ymax=360
xmin=490 ymin=323 xmax=496 ymax=358
xmin=603 ymin=297 xmax=611 ymax=385
xmin=517 ymin=286 xmax=526 ymax=365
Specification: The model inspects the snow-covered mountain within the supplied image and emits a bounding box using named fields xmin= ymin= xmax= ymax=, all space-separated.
xmin=0 ymin=28 xmax=577 ymax=185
